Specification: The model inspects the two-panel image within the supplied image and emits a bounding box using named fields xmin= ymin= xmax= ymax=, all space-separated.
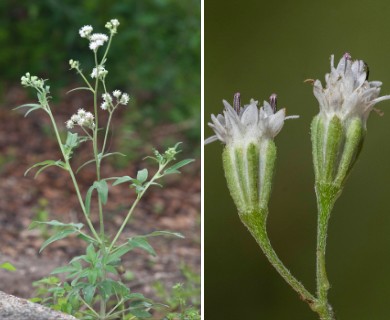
xmin=1 ymin=1 xmax=390 ymax=319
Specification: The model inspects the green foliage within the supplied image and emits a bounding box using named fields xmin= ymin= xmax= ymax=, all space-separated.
xmin=154 ymin=264 xmax=201 ymax=319
xmin=0 ymin=262 xmax=16 ymax=271
xmin=2 ymin=1 xmax=200 ymax=137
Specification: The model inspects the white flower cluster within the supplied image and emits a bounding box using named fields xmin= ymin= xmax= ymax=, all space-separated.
xmin=100 ymin=90 xmax=130 ymax=110
xmin=21 ymin=72 xmax=45 ymax=89
xmin=89 ymin=33 xmax=109 ymax=51
xmin=78 ymin=24 xmax=110 ymax=52
xmin=66 ymin=108 xmax=95 ymax=130
xmin=91 ymin=65 xmax=108 ymax=79
xmin=105 ymin=19 xmax=120 ymax=34
xmin=79 ymin=25 xmax=93 ymax=38
xmin=313 ymin=53 xmax=390 ymax=126
xmin=206 ymin=93 xmax=298 ymax=146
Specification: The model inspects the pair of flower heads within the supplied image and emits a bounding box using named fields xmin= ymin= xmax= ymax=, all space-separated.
xmin=206 ymin=53 xmax=390 ymax=148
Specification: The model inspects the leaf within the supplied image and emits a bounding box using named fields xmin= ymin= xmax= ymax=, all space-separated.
xmin=164 ymin=159 xmax=195 ymax=174
xmin=30 ymin=220 xmax=83 ymax=230
xmin=128 ymin=237 xmax=156 ymax=256
xmin=112 ymin=176 xmax=133 ymax=186
xmin=0 ymin=262 xmax=16 ymax=271
xmin=51 ymin=265 xmax=77 ymax=275
xmin=67 ymin=87 xmax=94 ymax=94
xmin=96 ymin=180 xmax=108 ymax=204
xmin=83 ymin=284 xmax=96 ymax=305
xmin=142 ymin=230 xmax=184 ymax=239
xmin=107 ymin=246 xmax=133 ymax=264
xmin=13 ymin=103 xmax=43 ymax=117
xmin=39 ymin=229 xmax=78 ymax=253
xmin=76 ymin=158 xmax=95 ymax=174
xmin=85 ymin=180 xmax=108 ymax=214
xmin=65 ymin=132 xmax=79 ymax=148
xmin=136 ymin=169 xmax=148 ymax=183
xmin=24 ymin=160 xmax=66 ymax=177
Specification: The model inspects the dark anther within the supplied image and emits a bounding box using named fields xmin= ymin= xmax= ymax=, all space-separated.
xmin=233 ymin=92 xmax=241 ymax=114
xmin=269 ymin=93 xmax=277 ymax=112
xmin=363 ymin=61 xmax=370 ymax=81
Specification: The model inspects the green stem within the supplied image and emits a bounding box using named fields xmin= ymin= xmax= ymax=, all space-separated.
xmin=45 ymin=109 xmax=100 ymax=243
xmin=240 ymin=210 xmax=317 ymax=311
xmin=315 ymin=183 xmax=339 ymax=320
xmin=108 ymin=165 xmax=166 ymax=252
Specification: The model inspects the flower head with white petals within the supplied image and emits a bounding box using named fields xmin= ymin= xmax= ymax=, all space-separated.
xmin=313 ymin=53 xmax=390 ymax=127
xmin=205 ymin=93 xmax=298 ymax=147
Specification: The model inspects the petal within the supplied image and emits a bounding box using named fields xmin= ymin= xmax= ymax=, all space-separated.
xmin=204 ymin=135 xmax=219 ymax=145
xmin=240 ymin=103 xmax=258 ymax=127
xmin=267 ymin=108 xmax=286 ymax=138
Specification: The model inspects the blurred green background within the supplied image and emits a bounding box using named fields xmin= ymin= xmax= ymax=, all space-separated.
xmin=205 ymin=0 xmax=390 ymax=319
xmin=0 ymin=0 xmax=200 ymax=141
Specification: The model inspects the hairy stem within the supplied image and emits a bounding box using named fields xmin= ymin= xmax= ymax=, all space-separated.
xmin=239 ymin=210 xmax=317 ymax=311
xmin=315 ymin=183 xmax=339 ymax=320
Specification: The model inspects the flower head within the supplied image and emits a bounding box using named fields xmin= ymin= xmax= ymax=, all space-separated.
xmin=91 ymin=65 xmax=108 ymax=79
xmin=313 ymin=53 xmax=390 ymax=127
xmin=205 ymin=93 xmax=297 ymax=146
xmin=310 ymin=53 xmax=390 ymax=189
xmin=79 ymin=25 xmax=93 ymax=38
xmin=67 ymin=108 xmax=95 ymax=130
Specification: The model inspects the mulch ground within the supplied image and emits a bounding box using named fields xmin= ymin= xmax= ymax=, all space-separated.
xmin=0 ymin=85 xmax=200 ymax=310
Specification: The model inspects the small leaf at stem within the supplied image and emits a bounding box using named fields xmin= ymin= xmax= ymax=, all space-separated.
xmin=136 ymin=169 xmax=148 ymax=183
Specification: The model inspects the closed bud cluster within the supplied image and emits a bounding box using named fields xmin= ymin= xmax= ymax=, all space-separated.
xmin=311 ymin=53 xmax=390 ymax=189
xmin=105 ymin=19 xmax=120 ymax=34
xmin=206 ymin=93 xmax=298 ymax=216
xmin=20 ymin=72 xmax=46 ymax=91
xmin=69 ymin=59 xmax=80 ymax=70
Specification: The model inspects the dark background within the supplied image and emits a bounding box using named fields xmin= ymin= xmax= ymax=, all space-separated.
xmin=205 ymin=0 xmax=390 ymax=319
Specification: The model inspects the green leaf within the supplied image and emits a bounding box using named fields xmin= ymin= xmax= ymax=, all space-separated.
xmin=86 ymin=244 xmax=97 ymax=263
xmin=30 ymin=220 xmax=83 ymax=230
xmin=83 ymin=285 xmax=96 ymax=305
xmin=107 ymin=246 xmax=133 ymax=264
xmin=24 ymin=160 xmax=66 ymax=177
xmin=164 ymin=159 xmax=195 ymax=174
xmin=87 ymin=268 xmax=98 ymax=285
xmin=0 ymin=262 xmax=16 ymax=271
xmin=39 ymin=229 xmax=78 ymax=253
xmin=85 ymin=180 xmax=109 ymax=214
xmin=13 ymin=103 xmax=43 ymax=117
xmin=95 ymin=180 xmax=108 ymax=204
xmin=112 ymin=176 xmax=133 ymax=186
xmin=137 ymin=169 xmax=148 ymax=183
xmin=128 ymin=237 xmax=156 ymax=256
xmin=142 ymin=230 xmax=184 ymax=239
xmin=65 ymin=132 xmax=78 ymax=148
xmin=85 ymin=185 xmax=95 ymax=215
xmin=51 ymin=265 xmax=77 ymax=275
xmin=67 ymin=87 xmax=94 ymax=94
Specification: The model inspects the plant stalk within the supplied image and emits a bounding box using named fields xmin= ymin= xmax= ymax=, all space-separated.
xmin=315 ymin=183 xmax=339 ymax=320
xmin=240 ymin=210 xmax=317 ymax=311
